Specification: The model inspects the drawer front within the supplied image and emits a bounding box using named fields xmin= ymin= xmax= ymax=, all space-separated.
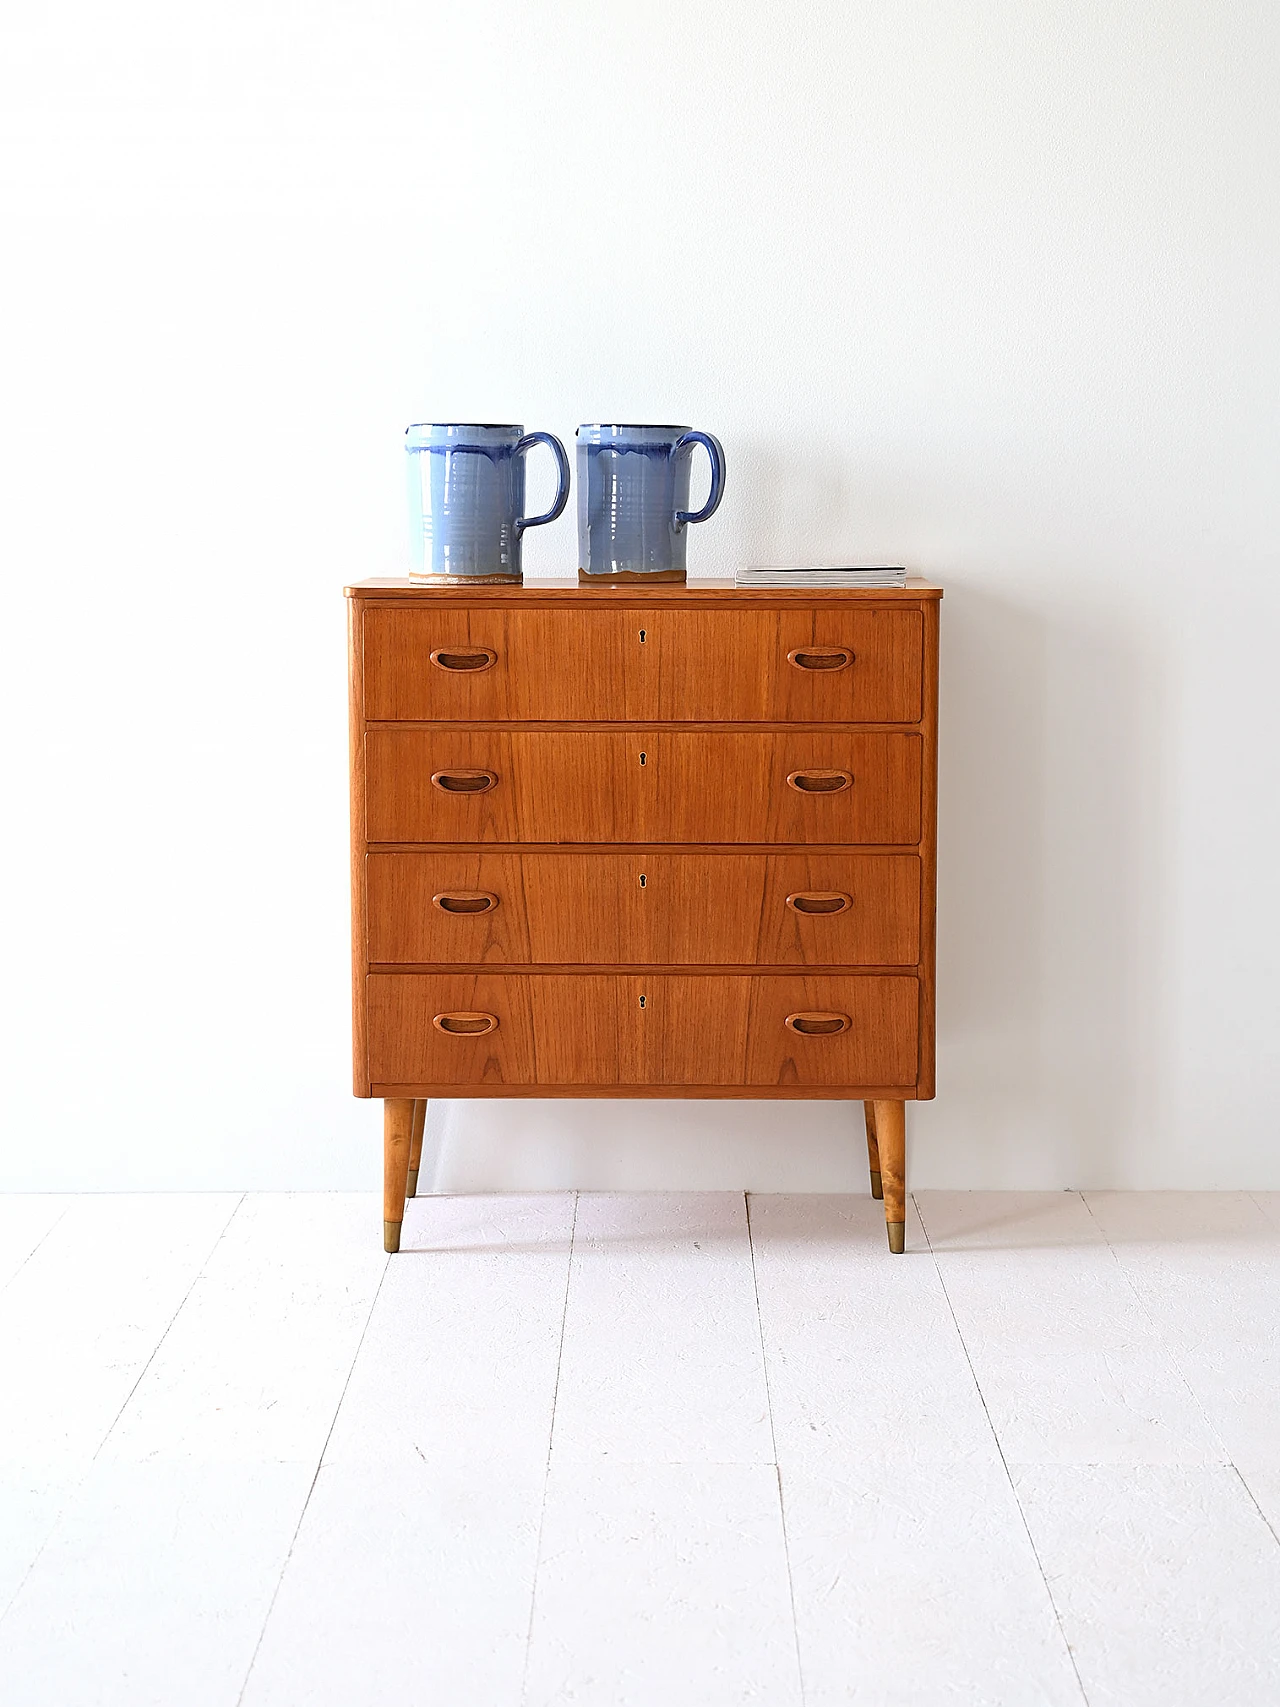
xmin=362 ymin=604 xmax=923 ymax=722
xmin=645 ymin=607 xmax=923 ymax=722
xmin=367 ymin=973 xmax=919 ymax=1089
xmin=741 ymin=976 xmax=918 ymax=1086
xmin=365 ymin=730 xmax=921 ymax=845
xmin=367 ymin=973 xmax=538 ymax=1088
xmin=363 ymin=608 xmax=642 ymax=722
xmin=366 ymin=851 xmax=921 ymax=966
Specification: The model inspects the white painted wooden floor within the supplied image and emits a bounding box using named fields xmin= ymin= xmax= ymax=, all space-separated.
xmin=2 ymin=1191 xmax=1279 ymax=1706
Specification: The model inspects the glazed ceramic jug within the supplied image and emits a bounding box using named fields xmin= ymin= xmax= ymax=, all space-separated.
xmin=405 ymin=423 xmax=570 ymax=583
xmin=576 ymin=424 xmax=726 ymax=582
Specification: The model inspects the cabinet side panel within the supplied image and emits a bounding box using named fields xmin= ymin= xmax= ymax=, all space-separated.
xmin=348 ymin=595 xmax=371 ymax=1095
xmin=916 ymin=598 xmax=940 ymax=1098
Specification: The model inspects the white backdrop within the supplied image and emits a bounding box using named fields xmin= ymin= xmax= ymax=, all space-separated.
xmin=1 ymin=1 xmax=1277 ymax=1192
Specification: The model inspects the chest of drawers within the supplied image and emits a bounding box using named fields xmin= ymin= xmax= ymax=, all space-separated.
xmin=346 ymin=576 xmax=941 ymax=1253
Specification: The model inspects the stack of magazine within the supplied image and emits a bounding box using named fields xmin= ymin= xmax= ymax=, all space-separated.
xmin=735 ymin=564 xmax=908 ymax=589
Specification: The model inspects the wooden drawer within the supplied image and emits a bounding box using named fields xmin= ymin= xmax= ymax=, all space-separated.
xmin=644 ymin=607 xmax=923 ymax=723
xmin=364 ymin=608 xmax=640 ymax=722
xmin=362 ymin=604 xmax=923 ymax=723
xmin=365 ymin=730 xmax=921 ymax=845
xmin=366 ymin=851 xmax=921 ymax=966
xmin=367 ymin=972 xmax=920 ymax=1091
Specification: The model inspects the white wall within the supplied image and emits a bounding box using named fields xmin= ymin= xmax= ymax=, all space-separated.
xmin=2 ymin=1 xmax=1277 ymax=1193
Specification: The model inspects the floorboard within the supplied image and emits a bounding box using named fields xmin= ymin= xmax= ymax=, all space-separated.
xmin=0 ymin=1198 xmax=68 ymax=1293
xmin=782 ymin=1461 xmax=1084 ymax=1706
xmin=0 ymin=1194 xmax=241 ymax=1623
xmin=524 ymin=1462 xmax=801 ymax=1707
xmin=749 ymin=1193 xmax=996 ymax=1467
xmin=1 ymin=1189 xmax=1278 ymax=1707
xmin=1015 ymin=1463 xmax=1280 ymax=1707
xmin=549 ymin=1192 xmax=773 ymax=1467
xmin=916 ymin=1191 xmax=1224 ymax=1465
xmin=242 ymin=1193 xmax=574 ymax=1707
xmin=1084 ymin=1191 xmax=1280 ymax=1465
xmin=0 ymin=1195 xmax=382 ymax=1706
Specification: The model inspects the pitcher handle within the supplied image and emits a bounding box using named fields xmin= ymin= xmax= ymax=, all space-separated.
xmin=673 ymin=430 xmax=726 ymax=526
xmin=514 ymin=431 xmax=571 ymax=532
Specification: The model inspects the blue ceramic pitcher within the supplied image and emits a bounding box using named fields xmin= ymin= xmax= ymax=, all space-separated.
xmin=576 ymin=424 xmax=726 ymax=582
xmin=406 ymin=423 xmax=570 ymax=583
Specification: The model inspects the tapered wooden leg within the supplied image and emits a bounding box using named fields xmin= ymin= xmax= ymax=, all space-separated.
xmin=872 ymin=1099 xmax=906 ymax=1253
xmin=863 ymin=1102 xmax=883 ymax=1199
xmin=383 ymin=1098 xmax=415 ymax=1253
xmin=406 ymin=1099 xmax=427 ymax=1198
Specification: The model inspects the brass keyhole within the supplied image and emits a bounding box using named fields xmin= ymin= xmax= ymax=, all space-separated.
xmin=638 ymin=873 xmax=647 ymax=887
xmin=639 ymin=994 xmax=647 ymax=1008
xmin=639 ymin=751 xmax=647 ymax=766
xmin=639 ymin=629 xmax=647 ymax=643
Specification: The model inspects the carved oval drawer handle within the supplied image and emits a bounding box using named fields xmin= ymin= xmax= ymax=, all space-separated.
xmin=785 ymin=891 xmax=852 ymax=916
xmin=432 ymin=1012 xmax=499 ymax=1036
xmin=431 ymin=770 xmax=498 ymax=795
xmin=786 ymin=770 xmax=853 ymax=794
xmin=787 ymin=647 xmax=853 ymax=672
xmin=784 ymin=1011 xmax=851 ymax=1037
xmin=430 ymin=647 xmax=497 ymax=673
xmin=433 ymin=891 xmax=499 ymax=915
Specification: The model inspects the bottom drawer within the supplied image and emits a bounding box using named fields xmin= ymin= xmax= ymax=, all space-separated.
xmin=366 ymin=973 xmax=919 ymax=1093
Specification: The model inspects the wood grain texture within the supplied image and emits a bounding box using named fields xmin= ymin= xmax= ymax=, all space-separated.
xmin=864 ymin=1101 xmax=883 ymax=1198
xmin=348 ymin=596 xmax=370 ymax=1096
xmin=365 ymin=608 xmax=643 ymax=722
xmin=367 ymin=974 xmax=537 ymax=1088
xmin=406 ymin=1097 xmax=426 ymax=1197
xmin=382 ymin=1098 xmax=415 ymax=1252
xmin=364 ymin=730 xmax=922 ymax=845
xmin=872 ymin=1099 xmax=907 ymax=1252
xmin=346 ymin=575 xmax=944 ymax=599
xmin=915 ymin=598 xmax=940 ymax=1098
xmin=365 ymin=851 xmax=921 ymax=967
xmin=363 ymin=604 xmax=923 ymax=723
xmin=655 ymin=606 xmax=922 ymax=721
xmin=369 ymin=1082 xmax=926 ymax=1100
xmin=744 ymin=978 xmax=918 ymax=1087
xmin=367 ymin=841 xmax=925 ymax=854
xmin=366 ymin=973 xmax=918 ymax=1090
xmin=347 ymin=582 xmax=941 ymax=1135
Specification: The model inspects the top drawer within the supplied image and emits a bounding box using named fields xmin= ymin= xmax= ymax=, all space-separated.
xmin=362 ymin=604 xmax=923 ymax=724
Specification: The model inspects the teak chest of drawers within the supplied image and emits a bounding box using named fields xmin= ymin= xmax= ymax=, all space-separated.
xmin=346 ymin=576 xmax=941 ymax=1253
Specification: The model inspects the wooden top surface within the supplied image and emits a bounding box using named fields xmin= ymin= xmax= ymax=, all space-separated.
xmin=346 ymin=576 xmax=943 ymax=602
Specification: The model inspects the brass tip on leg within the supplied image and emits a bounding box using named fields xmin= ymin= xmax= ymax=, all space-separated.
xmin=869 ymin=1169 xmax=883 ymax=1200
xmin=383 ymin=1219 xmax=402 ymax=1254
xmin=887 ymin=1221 xmax=905 ymax=1255
xmin=406 ymin=1169 xmax=419 ymax=1199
